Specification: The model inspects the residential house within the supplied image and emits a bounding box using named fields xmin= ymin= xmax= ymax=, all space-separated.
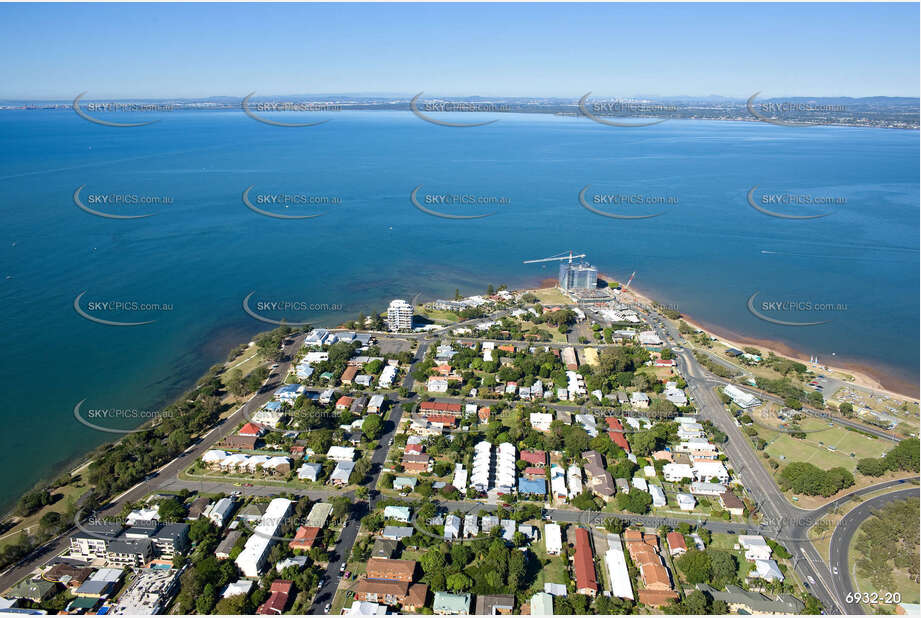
xmin=574 ymin=528 xmax=598 ymax=596
xmin=433 ymin=591 xmax=471 ymax=615
xmin=545 ymin=523 xmax=562 ymax=555
xmin=402 ymin=453 xmax=432 ymax=473
xmin=666 ymin=532 xmax=687 ymax=556
xmin=330 ymin=461 xmax=356 ymax=486
xmin=582 ymin=450 xmax=615 ymax=500
xmin=738 ymin=535 xmax=773 ymax=561
xmin=474 ymin=594 xmax=515 ymax=615
xmin=289 ymin=526 xmax=321 ymax=551
xmin=530 ymin=592 xmax=554 ymax=616
xmin=720 ymin=491 xmax=745 ymax=517
xmin=696 ymin=584 xmax=805 ymax=614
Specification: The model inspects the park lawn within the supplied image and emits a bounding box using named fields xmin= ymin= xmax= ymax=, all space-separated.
xmin=417 ymin=308 xmax=461 ymax=324
xmin=0 ymin=479 xmax=92 ymax=552
xmin=220 ymin=348 xmax=265 ymax=387
xmin=759 ymin=418 xmax=891 ymax=473
xmin=528 ymin=287 xmax=571 ymax=306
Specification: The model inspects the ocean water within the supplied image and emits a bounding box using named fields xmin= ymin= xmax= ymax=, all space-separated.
xmin=0 ymin=109 xmax=917 ymax=511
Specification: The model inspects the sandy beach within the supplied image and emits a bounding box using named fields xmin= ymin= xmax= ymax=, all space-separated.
xmin=602 ymin=277 xmax=919 ymax=401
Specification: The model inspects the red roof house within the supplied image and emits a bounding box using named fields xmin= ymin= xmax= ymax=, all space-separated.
xmin=520 ymin=450 xmax=547 ymax=467
xmin=239 ymin=422 xmax=265 ymax=437
xmin=608 ymin=431 xmax=631 ymax=452
xmin=426 ymin=414 xmax=458 ymax=427
xmin=336 ymin=396 xmax=354 ymax=410
xmin=257 ymin=580 xmax=293 ymax=615
xmin=574 ymin=528 xmax=598 ymax=596
xmin=419 ymin=401 xmax=463 ymax=416
xmin=289 ymin=526 xmax=321 ymax=551
xmin=666 ymin=532 xmax=687 ymax=556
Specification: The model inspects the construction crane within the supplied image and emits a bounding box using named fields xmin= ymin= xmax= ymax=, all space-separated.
xmin=523 ymin=251 xmax=587 ymax=265
xmin=624 ymin=271 xmax=636 ymax=289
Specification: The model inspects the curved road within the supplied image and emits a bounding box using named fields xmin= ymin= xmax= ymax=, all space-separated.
xmin=828 ymin=487 xmax=920 ymax=615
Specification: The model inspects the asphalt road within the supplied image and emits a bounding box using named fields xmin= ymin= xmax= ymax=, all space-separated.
xmin=827 ymin=487 xmax=920 ymax=615
xmin=304 ymin=337 xmax=425 ymax=614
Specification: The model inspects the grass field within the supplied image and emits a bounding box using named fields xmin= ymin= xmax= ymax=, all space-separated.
xmin=528 ymin=287 xmax=571 ymax=306
xmin=0 ymin=479 xmax=91 ymax=551
xmin=757 ymin=418 xmax=891 ymax=472
xmin=531 ymin=534 xmax=569 ymax=593
xmin=416 ymin=307 xmax=461 ymax=324
xmin=220 ymin=346 xmax=264 ymax=387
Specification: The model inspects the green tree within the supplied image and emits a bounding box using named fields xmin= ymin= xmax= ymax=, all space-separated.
xmin=446 ymin=572 xmax=472 ymax=592
xmin=361 ymin=414 xmax=383 ymax=441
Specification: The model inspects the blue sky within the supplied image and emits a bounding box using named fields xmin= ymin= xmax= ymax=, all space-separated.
xmin=1 ymin=3 xmax=917 ymax=99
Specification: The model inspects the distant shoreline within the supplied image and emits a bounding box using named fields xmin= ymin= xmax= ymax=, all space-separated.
xmin=2 ymin=105 xmax=918 ymax=131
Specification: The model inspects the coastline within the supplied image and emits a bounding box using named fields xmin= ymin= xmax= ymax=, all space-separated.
xmin=610 ymin=277 xmax=919 ymax=401
xmin=5 ymin=273 xmax=915 ymax=526
xmin=4 ymin=106 xmax=918 ymax=131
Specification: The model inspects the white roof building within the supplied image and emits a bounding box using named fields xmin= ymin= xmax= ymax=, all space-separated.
xmin=550 ymin=465 xmax=568 ymax=500
xmin=530 ymin=412 xmax=553 ymax=432
xmin=330 ymin=461 xmax=355 ymax=485
xmin=495 ymin=442 xmax=516 ymax=493
xmin=752 ymin=559 xmax=784 ymax=582
xmin=464 ymin=514 xmax=479 ymax=537
xmin=649 ymin=484 xmax=666 ymax=507
xmin=346 ymin=601 xmax=388 ymax=615
xmin=545 ymin=523 xmax=562 ymax=555
xmin=444 ymin=515 xmax=461 ymax=540
xmin=605 ymin=543 xmax=635 ymax=600
xmin=574 ymin=413 xmax=597 ymax=437
xmin=326 ymin=446 xmax=356 ymax=462
xmin=663 ymin=463 xmax=694 ymax=482
xmin=202 ymin=449 xmax=227 ymax=464
xmin=235 ymin=498 xmax=293 ymax=577
xmin=222 ymin=580 xmax=254 ymax=598
xmin=693 ymin=461 xmax=729 ymax=483
xmin=631 ymin=477 xmax=648 ymax=492
xmin=297 ymin=462 xmax=322 ymax=482
xmin=378 ymin=364 xmax=398 ymax=387
xmin=501 ymin=519 xmax=516 ymax=542
xmin=567 ymin=465 xmax=583 ymax=499
xmin=723 ymin=384 xmax=761 ymax=408
xmin=739 ymin=535 xmax=773 ymax=561
xmin=471 ymin=441 xmax=492 ymax=492
xmin=452 ymin=464 xmax=468 ymax=492
xmin=665 ymin=386 xmax=688 ymax=406
xmin=208 ymin=498 xmax=236 ymax=528
xmin=690 ymin=481 xmax=727 ymax=496
xmin=638 ymin=331 xmax=663 ymax=346
xmin=303 ymin=329 xmax=330 ymax=347
xmin=676 ymin=493 xmax=696 ymax=511
xmin=630 ymin=392 xmax=650 ymax=407
xmin=274 ymin=384 xmax=306 ymax=403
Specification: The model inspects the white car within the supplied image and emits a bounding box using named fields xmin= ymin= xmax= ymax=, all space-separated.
xmin=324 ymin=603 xmax=331 ymax=614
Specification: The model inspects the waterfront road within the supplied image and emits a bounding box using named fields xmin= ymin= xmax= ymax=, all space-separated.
xmin=0 ymin=331 xmax=308 ymax=592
